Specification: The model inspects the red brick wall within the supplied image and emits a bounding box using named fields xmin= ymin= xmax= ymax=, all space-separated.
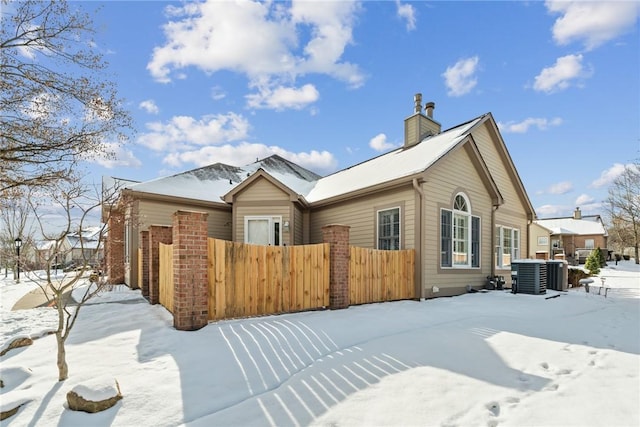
xmin=322 ymin=224 xmax=350 ymax=309
xmin=139 ymin=230 xmax=149 ymax=298
xmin=149 ymin=225 xmax=172 ymax=305
xmin=106 ymin=207 xmax=125 ymax=284
xmin=172 ymin=210 xmax=209 ymax=331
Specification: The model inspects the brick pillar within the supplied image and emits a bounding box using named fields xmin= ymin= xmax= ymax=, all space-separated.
xmin=322 ymin=224 xmax=350 ymax=310
xmin=148 ymin=225 xmax=172 ymax=305
xmin=139 ymin=230 xmax=150 ymax=298
xmin=172 ymin=210 xmax=209 ymax=331
xmin=106 ymin=206 xmax=125 ymax=284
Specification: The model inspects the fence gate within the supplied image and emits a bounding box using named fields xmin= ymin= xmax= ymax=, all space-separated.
xmin=208 ymin=238 xmax=330 ymax=320
xmin=349 ymin=247 xmax=415 ymax=305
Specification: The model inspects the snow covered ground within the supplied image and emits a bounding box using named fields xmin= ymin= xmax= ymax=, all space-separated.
xmin=1 ymin=261 xmax=638 ymax=427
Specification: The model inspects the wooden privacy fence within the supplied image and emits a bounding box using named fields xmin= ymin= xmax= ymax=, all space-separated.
xmin=208 ymin=239 xmax=330 ymax=320
xmin=159 ymin=242 xmax=174 ymax=313
xmin=157 ymin=240 xmax=416 ymax=319
xmin=350 ymin=246 xmax=416 ymax=304
xmin=153 ymin=216 xmax=416 ymax=328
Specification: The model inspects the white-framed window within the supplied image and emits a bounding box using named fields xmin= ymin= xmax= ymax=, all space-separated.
xmin=244 ymin=216 xmax=282 ymax=246
xmin=495 ymin=226 xmax=520 ymax=268
xmin=441 ymin=193 xmax=480 ymax=268
xmin=585 ymin=239 xmax=595 ymax=249
xmin=377 ymin=207 xmax=400 ymax=250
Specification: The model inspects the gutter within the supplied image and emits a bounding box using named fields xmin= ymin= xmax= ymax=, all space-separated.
xmin=122 ymin=189 xmax=231 ymax=210
xmin=491 ymin=204 xmax=499 ymax=278
xmin=412 ymin=178 xmax=424 ymax=299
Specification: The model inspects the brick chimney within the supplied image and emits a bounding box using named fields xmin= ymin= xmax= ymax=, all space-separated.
xmin=404 ymin=93 xmax=441 ymax=148
xmin=573 ymin=207 xmax=582 ymax=220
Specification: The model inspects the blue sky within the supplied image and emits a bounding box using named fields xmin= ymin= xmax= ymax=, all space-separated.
xmin=82 ymin=0 xmax=639 ymax=219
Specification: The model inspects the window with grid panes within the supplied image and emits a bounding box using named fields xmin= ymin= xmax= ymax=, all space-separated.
xmin=378 ymin=208 xmax=400 ymax=250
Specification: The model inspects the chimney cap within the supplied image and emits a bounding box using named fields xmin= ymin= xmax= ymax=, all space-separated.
xmin=414 ymin=93 xmax=422 ymax=114
xmin=425 ymin=101 xmax=435 ymax=118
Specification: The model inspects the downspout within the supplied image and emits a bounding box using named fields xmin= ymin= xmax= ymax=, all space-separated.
xmin=412 ymin=178 xmax=424 ymax=299
xmin=526 ymin=219 xmax=532 ymax=259
xmin=491 ymin=204 xmax=499 ymax=277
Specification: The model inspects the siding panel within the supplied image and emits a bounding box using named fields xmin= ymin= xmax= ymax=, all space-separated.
xmin=309 ymin=186 xmax=415 ymax=249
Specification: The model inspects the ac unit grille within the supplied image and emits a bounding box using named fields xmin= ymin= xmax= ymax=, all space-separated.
xmin=512 ymin=262 xmax=547 ymax=295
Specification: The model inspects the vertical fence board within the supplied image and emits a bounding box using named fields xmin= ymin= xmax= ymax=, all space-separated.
xmin=137 ymin=248 xmax=143 ymax=287
xmin=302 ymin=246 xmax=313 ymax=308
xmin=323 ymin=243 xmax=330 ymax=307
xmin=282 ymin=246 xmax=291 ymax=312
xmin=159 ymin=243 xmax=174 ymax=313
xmin=233 ymin=242 xmax=245 ymax=318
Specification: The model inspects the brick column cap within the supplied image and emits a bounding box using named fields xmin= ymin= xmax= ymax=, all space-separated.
xmin=322 ymin=224 xmax=351 ymax=230
xmin=173 ymin=210 xmax=209 ymax=217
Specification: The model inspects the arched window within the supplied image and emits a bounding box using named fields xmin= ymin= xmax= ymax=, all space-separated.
xmin=453 ymin=194 xmax=471 ymax=266
xmin=441 ymin=193 xmax=480 ymax=268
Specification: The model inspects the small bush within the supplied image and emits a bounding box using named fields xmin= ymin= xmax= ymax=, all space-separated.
xmin=585 ymin=249 xmax=601 ymax=275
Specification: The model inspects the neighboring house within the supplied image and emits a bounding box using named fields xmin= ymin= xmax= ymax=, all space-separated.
xmin=35 ymin=226 xmax=104 ymax=269
xmin=528 ymin=222 xmax=555 ymax=260
xmin=35 ymin=239 xmax=73 ymax=267
xmin=105 ymin=94 xmax=537 ymax=297
xmin=67 ymin=226 xmax=104 ymax=266
xmin=535 ymin=207 xmax=609 ymax=264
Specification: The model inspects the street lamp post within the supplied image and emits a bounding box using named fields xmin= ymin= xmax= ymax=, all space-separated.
xmin=14 ymin=237 xmax=22 ymax=283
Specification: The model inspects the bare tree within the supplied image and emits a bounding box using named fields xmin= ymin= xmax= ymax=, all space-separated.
xmin=0 ymin=188 xmax=34 ymax=280
xmin=606 ymin=159 xmax=640 ymax=264
xmin=28 ymin=176 xmax=122 ymax=381
xmin=0 ymin=0 xmax=132 ymax=191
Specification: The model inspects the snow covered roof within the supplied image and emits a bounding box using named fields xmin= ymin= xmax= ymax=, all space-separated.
xmin=124 ymin=155 xmax=321 ymax=204
xmin=305 ymin=116 xmax=484 ymax=203
xmin=535 ymin=216 xmax=607 ymax=236
xmin=37 ymin=227 xmax=104 ymax=251
xmin=118 ymin=115 xmax=486 ymax=205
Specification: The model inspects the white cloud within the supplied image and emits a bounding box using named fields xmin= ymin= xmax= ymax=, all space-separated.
xmin=396 ymin=1 xmax=417 ymax=31
xmin=590 ymin=163 xmax=629 ymax=188
xmin=211 ymin=86 xmax=226 ymax=101
xmin=163 ymin=142 xmax=337 ymax=175
xmin=546 ymin=1 xmax=640 ymax=50
xmin=369 ymin=133 xmax=398 ymax=152
xmin=548 ymin=181 xmax=573 ymax=195
xmin=137 ymin=113 xmax=250 ymax=152
xmin=498 ymin=117 xmax=563 ymax=133
xmin=575 ymin=193 xmax=594 ymax=206
xmin=139 ymin=99 xmax=159 ymax=114
xmin=89 ymin=143 xmax=142 ymax=169
xmin=533 ymin=54 xmax=591 ymax=93
xmin=246 ymin=84 xmax=320 ymax=111
xmin=442 ymin=56 xmax=479 ymax=97
xmin=147 ymin=0 xmax=364 ymax=110
xmin=535 ymin=204 xmax=566 ymax=217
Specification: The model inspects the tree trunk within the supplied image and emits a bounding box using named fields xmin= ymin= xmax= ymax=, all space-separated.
xmin=56 ymin=296 xmax=68 ymax=381
xmin=56 ymin=331 xmax=68 ymax=381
